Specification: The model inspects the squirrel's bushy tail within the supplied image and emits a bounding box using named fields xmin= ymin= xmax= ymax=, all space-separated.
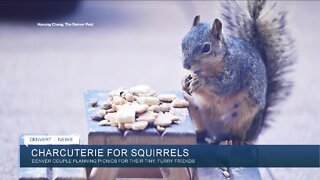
xmin=222 ymin=0 xmax=295 ymax=129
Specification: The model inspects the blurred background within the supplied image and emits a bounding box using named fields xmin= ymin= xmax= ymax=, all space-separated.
xmin=0 ymin=1 xmax=319 ymax=179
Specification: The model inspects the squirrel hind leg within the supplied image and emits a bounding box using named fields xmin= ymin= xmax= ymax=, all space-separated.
xmin=218 ymin=95 xmax=261 ymax=143
xmin=245 ymin=109 xmax=265 ymax=142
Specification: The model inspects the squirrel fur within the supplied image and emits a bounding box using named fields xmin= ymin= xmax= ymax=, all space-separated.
xmin=181 ymin=0 xmax=294 ymax=144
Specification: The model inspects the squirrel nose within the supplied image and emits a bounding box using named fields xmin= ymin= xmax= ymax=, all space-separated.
xmin=183 ymin=61 xmax=192 ymax=69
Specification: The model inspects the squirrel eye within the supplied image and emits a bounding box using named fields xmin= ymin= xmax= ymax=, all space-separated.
xmin=202 ymin=44 xmax=211 ymax=53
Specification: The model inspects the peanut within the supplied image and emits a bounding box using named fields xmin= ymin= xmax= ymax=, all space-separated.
xmin=149 ymin=104 xmax=170 ymax=113
xmin=91 ymin=114 xmax=103 ymax=121
xmin=135 ymin=104 xmax=148 ymax=114
xmin=156 ymin=125 xmax=166 ymax=133
xmin=149 ymin=89 xmax=157 ymax=96
xmin=158 ymin=94 xmax=177 ymax=102
xmin=96 ymin=109 xmax=107 ymax=117
xmin=124 ymin=93 xmax=134 ymax=102
xmin=138 ymin=96 xmax=160 ymax=106
xmin=148 ymin=105 xmax=161 ymax=112
xmin=164 ymin=112 xmax=180 ymax=122
xmin=99 ymin=120 xmax=111 ymax=126
xmin=154 ymin=113 xmax=172 ymax=127
xmin=136 ymin=111 xmax=158 ymax=123
xmin=129 ymin=85 xmax=151 ymax=96
xmin=159 ymin=104 xmax=171 ymax=112
xmin=132 ymin=121 xmax=148 ymax=130
xmin=171 ymin=99 xmax=189 ymax=108
xmin=100 ymin=101 xmax=112 ymax=110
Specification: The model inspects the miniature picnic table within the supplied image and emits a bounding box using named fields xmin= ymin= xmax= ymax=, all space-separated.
xmin=18 ymin=90 xmax=261 ymax=180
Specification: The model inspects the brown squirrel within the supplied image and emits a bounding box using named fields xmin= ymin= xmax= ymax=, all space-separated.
xmin=181 ymin=0 xmax=295 ymax=144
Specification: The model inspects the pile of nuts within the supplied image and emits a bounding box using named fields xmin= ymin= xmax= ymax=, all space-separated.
xmin=90 ymin=85 xmax=189 ymax=133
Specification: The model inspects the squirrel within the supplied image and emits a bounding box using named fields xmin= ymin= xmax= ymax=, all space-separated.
xmin=181 ymin=0 xmax=295 ymax=144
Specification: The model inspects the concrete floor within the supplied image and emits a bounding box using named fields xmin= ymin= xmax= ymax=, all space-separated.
xmin=0 ymin=1 xmax=319 ymax=179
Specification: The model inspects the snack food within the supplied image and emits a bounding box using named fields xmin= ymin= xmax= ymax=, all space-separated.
xmin=132 ymin=121 xmax=149 ymax=130
xmin=99 ymin=120 xmax=111 ymax=126
xmin=156 ymin=125 xmax=166 ymax=133
xmin=136 ymin=111 xmax=158 ymax=123
xmin=138 ymin=96 xmax=160 ymax=106
xmin=91 ymin=85 xmax=189 ymax=132
xmin=158 ymin=94 xmax=176 ymax=102
xmin=116 ymin=104 xmax=135 ymax=123
xmin=171 ymin=99 xmax=189 ymax=108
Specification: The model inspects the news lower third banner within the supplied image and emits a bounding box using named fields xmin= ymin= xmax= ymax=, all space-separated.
xmin=20 ymin=145 xmax=319 ymax=167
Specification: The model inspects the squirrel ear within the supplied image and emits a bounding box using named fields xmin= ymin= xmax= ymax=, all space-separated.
xmin=192 ymin=15 xmax=200 ymax=27
xmin=212 ymin=19 xmax=222 ymax=40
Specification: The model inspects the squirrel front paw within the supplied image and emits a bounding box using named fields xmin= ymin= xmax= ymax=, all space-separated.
xmin=182 ymin=74 xmax=192 ymax=95
xmin=189 ymin=75 xmax=204 ymax=93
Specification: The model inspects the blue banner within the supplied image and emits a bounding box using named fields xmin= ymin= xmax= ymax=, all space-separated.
xmin=20 ymin=145 xmax=319 ymax=167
